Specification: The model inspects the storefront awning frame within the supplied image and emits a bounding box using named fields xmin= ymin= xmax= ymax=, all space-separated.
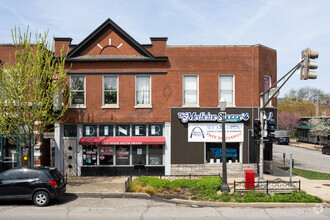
xmin=78 ymin=136 xmax=165 ymax=146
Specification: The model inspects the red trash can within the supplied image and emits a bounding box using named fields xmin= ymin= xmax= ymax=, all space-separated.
xmin=244 ymin=169 xmax=255 ymax=189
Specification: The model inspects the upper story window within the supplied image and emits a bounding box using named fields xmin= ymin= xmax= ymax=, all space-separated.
xmin=219 ymin=75 xmax=235 ymax=106
xmin=264 ymin=75 xmax=272 ymax=106
xmin=70 ymin=76 xmax=85 ymax=107
xmin=183 ymin=75 xmax=198 ymax=106
xmin=103 ymin=76 xmax=118 ymax=107
xmin=135 ymin=76 xmax=151 ymax=107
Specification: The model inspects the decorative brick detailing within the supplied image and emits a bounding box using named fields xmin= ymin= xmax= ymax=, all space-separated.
xmin=171 ymin=163 xmax=257 ymax=178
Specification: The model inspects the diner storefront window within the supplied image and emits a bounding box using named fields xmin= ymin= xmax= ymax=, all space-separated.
xmin=206 ymin=143 xmax=240 ymax=163
xmin=79 ymin=124 xmax=164 ymax=167
xmin=116 ymin=146 xmax=130 ymax=165
xmin=99 ymin=146 xmax=114 ymax=165
xmin=82 ymin=146 xmax=98 ymax=165
xmin=149 ymin=145 xmax=163 ymax=165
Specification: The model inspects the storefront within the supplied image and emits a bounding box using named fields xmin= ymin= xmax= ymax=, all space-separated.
xmin=60 ymin=124 xmax=166 ymax=176
xmin=170 ymin=108 xmax=259 ymax=177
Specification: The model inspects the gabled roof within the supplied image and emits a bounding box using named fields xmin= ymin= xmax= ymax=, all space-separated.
xmin=67 ymin=18 xmax=164 ymax=61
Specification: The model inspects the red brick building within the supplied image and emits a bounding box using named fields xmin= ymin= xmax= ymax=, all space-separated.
xmin=1 ymin=18 xmax=277 ymax=176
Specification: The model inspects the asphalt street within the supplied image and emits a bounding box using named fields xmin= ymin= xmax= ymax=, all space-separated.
xmin=0 ymin=197 xmax=329 ymax=220
xmin=273 ymin=143 xmax=330 ymax=173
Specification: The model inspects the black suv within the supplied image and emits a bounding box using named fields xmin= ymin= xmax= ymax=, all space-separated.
xmin=0 ymin=167 xmax=66 ymax=206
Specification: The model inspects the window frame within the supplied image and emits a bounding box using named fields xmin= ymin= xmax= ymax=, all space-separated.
xmin=70 ymin=75 xmax=86 ymax=108
xmin=264 ymin=75 xmax=272 ymax=107
xmin=218 ymin=74 xmax=235 ymax=107
xmin=182 ymin=74 xmax=199 ymax=107
xmin=102 ymin=75 xmax=119 ymax=108
xmin=135 ymin=75 xmax=152 ymax=108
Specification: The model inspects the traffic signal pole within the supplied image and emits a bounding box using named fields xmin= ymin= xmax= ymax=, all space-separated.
xmin=258 ymin=60 xmax=305 ymax=183
xmin=257 ymin=48 xmax=318 ymax=183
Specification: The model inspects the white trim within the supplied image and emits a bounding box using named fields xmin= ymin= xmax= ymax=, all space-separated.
xmin=102 ymin=75 xmax=119 ymax=108
xmin=264 ymin=75 xmax=272 ymax=107
xmin=77 ymin=124 xmax=83 ymax=176
xmin=182 ymin=74 xmax=199 ymax=107
xmin=135 ymin=75 xmax=152 ymax=108
xmin=218 ymin=74 xmax=235 ymax=107
xmin=70 ymin=75 xmax=86 ymax=108
xmin=164 ymin=122 xmax=171 ymax=175
xmin=239 ymin=142 xmax=243 ymax=164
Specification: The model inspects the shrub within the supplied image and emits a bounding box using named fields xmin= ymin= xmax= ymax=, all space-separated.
xmin=271 ymin=191 xmax=322 ymax=203
xmin=242 ymin=191 xmax=271 ymax=202
xmin=135 ymin=176 xmax=170 ymax=188
xmin=219 ymin=191 xmax=231 ymax=202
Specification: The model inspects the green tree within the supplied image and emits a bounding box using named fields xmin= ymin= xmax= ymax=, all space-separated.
xmin=278 ymin=98 xmax=315 ymax=117
xmin=0 ymin=28 xmax=71 ymax=166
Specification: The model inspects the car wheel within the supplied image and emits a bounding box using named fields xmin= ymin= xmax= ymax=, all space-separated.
xmin=33 ymin=191 xmax=50 ymax=207
xmin=322 ymin=148 xmax=326 ymax=154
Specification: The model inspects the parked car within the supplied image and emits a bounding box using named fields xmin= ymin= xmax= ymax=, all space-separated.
xmin=275 ymin=137 xmax=290 ymax=145
xmin=322 ymin=142 xmax=330 ymax=155
xmin=0 ymin=167 xmax=66 ymax=206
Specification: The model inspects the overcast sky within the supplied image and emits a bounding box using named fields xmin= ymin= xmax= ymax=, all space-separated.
xmin=1 ymin=0 xmax=329 ymax=97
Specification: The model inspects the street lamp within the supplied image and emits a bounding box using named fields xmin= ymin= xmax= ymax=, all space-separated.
xmin=219 ymin=97 xmax=230 ymax=192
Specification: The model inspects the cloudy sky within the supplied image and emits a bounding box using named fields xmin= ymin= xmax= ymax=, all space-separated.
xmin=1 ymin=0 xmax=329 ymax=97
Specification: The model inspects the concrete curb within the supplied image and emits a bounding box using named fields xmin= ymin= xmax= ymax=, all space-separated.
xmin=167 ymin=198 xmax=327 ymax=208
xmin=289 ymin=143 xmax=322 ymax=151
xmin=65 ymin=192 xmax=150 ymax=199
xmin=63 ymin=192 xmax=328 ymax=208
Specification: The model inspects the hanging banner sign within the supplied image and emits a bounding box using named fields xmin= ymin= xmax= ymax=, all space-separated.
xmin=188 ymin=123 xmax=244 ymax=142
xmin=177 ymin=112 xmax=249 ymax=123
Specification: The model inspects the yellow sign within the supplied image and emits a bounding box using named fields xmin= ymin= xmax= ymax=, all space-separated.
xmin=24 ymin=156 xmax=28 ymax=160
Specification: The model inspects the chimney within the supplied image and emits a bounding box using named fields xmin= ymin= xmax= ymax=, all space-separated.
xmin=54 ymin=38 xmax=72 ymax=57
xmin=149 ymin=37 xmax=167 ymax=57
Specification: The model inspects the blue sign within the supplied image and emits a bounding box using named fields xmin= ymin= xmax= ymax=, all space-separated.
xmin=210 ymin=148 xmax=238 ymax=158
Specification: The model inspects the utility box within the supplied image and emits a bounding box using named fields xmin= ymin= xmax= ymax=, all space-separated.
xmin=244 ymin=169 xmax=255 ymax=189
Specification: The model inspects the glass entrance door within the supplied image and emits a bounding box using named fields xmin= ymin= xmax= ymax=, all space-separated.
xmin=2 ymin=138 xmax=18 ymax=169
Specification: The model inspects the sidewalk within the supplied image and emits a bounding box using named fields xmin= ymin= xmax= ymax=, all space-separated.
xmin=289 ymin=140 xmax=323 ymax=151
xmin=65 ymin=166 xmax=330 ymax=205
xmin=227 ymin=161 xmax=330 ymax=203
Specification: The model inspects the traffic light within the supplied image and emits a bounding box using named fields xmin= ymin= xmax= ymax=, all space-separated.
xmin=266 ymin=119 xmax=275 ymax=139
xmin=254 ymin=119 xmax=261 ymax=140
xmin=300 ymin=48 xmax=319 ymax=80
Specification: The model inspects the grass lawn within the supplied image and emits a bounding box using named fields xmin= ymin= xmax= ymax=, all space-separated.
xmin=280 ymin=167 xmax=330 ymax=180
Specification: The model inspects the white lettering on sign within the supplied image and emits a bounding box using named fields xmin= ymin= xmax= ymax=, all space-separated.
xmin=86 ymin=126 xmax=95 ymax=136
xmin=118 ymin=126 xmax=128 ymax=136
xmin=177 ymin=112 xmax=249 ymax=123
xmin=135 ymin=126 xmax=142 ymax=135
xmin=151 ymin=125 xmax=161 ymax=135
xmin=104 ymin=126 xmax=109 ymax=136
